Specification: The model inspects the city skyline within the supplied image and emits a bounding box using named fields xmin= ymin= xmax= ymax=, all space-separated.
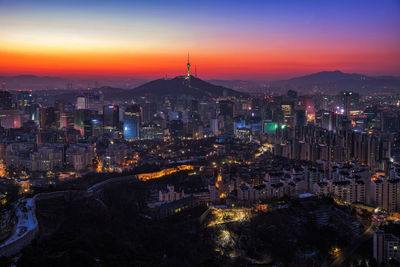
xmin=0 ymin=0 xmax=399 ymax=80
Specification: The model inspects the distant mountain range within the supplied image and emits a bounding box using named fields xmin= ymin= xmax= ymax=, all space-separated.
xmin=1 ymin=71 xmax=400 ymax=95
xmin=208 ymin=71 xmax=400 ymax=94
xmin=270 ymin=70 xmax=400 ymax=94
xmin=0 ymin=75 xmax=147 ymax=90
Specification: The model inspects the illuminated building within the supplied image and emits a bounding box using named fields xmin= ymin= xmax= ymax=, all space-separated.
xmin=159 ymin=185 xmax=185 ymax=202
xmin=262 ymin=121 xmax=278 ymax=134
xmin=315 ymin=110 xmax=334 ymax=131
xmin=60 ymin=112 xmax=74 ymax=129
xmin=299 ymin=96 xmax=315 ymax=122
xmin=74 ymin=109 xmax=92 ymax=136
xmin=169 ymin=119 xmax=184 ymax=139
xmin=218 ymin=100 xmax=235 ymax=119
xmin=142 ymin=102 xmax=157 ymax=123
xmin=39 ymin=107 xmax=60 ymax=131
xmin=280 ymin=103 xmax=293 ymax=127
xmin=76 ymin=95 xmax=88 ymax=110
xmin=66 ymin=144 xmax=94 ymax=171
xmin=294 ymin=109 xmax=306 ymax=127
xmin=343 ymin=91 xmax=351 ymax=118
xmin=103 ymin=105 xmax=119 ymax=131
xmin=0 ymin=160 xmax=6 ymax=177
xmin=374 ymin=229 xmax=400 ymax=264
xmin=13 ymin=91 xmax=35 ymax=116
xmin=340 ymin=91 xmax=359 ymax=118
xmin=235 ymin=128 xmax=251 ymax=142
xmin=0 ymin=91 xmax=12 ymax=110
xmin=0 ymin=109 xmax=21 ymax=129
xmin=123 ymin=104 xmax=141 ymax=140
xmin=210 ymin=119 xmax=219 ymax=136
xmin=140 ymin=123 xmax=165 ymax=140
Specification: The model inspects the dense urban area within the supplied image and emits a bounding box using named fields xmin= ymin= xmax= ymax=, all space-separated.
xmin=1 ymin=67 xmax=400 ymax=266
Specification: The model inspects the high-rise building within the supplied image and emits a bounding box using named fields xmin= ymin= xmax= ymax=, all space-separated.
xmin=123 ymin=104 xmax=141 ymax=140
xmin=103 ymin=105 xmax=119 ymax=131
xmin=0 ymin=110 xmax=21 ymax=129
xmin=281 ymin=103 xmax=293 ymax=127
xmin=374 ymin=229 xmax=400 ymax=264
xmin=343 ymin=91 xmax=351 ymax=118
xmin=142 ymin=102 xmax=157 ymax=124
xmin=13 ymin=91 xmax=34 ymax=115
xmin=74 ymin=109 xmax=93 ymax=136
xmin=169 ymin=119 xmax=184 ymax=139
xmin=60 ymin=112 xmax=74 ymax=129
xmin=76 ymin=95 xmax=88 ymax=110
xmin=39 ymin=107 xmax=60 ymax=131
xmin=0 ymin=91 xmax=12 ymax=110
xmin=294 ymin=109 xmax=306 ymax=127
xmin=340 ymin=91 xmax=359 ymax=118
xmin=218 ymin=100 xmax=235 ymax=119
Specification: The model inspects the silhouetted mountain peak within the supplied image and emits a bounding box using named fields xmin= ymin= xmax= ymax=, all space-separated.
xmin=129 ymin=75 xmax=247 ymax=98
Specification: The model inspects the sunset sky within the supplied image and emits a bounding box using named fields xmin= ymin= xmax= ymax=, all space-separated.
xmin=0 ymin=0 xmax=399 ymax=80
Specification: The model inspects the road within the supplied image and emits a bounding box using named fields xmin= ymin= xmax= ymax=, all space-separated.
xmin=331 ymin=223 xmax=374 ymax=266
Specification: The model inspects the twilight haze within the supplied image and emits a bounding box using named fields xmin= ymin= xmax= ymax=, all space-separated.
xmin=0 ymin=0 xmax=399 ymax=80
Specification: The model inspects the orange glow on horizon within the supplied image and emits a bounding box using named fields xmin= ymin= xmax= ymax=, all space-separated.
xmin=0 ymin=45 xmax=399 ymax=79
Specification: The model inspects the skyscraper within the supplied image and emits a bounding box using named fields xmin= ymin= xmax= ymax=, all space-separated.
xmin=218 ymin=100 xmax=235 ymax=119
xmin=343 ymin=91 xmax=352 ymax=118
xmin=39 ymin=107 xmax=60 ymax=131
xmin=76 ymin=95 xmax=88 ymax=110
xmin=124 ymin=104 xmax=141 ymax=140
xmin=103 ymin=105 xmax=119 ymax=131
xmin=0 ymin=91 xmax=12 ymax=110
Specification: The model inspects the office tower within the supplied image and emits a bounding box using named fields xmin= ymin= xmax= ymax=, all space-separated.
xmin=340 ymin=91 xmax=359 ymax=118
xmin=294 ymin=109 xmax=306 ymax=127
xmin=343 ymin=91 xmax=351 ymax=117
xmin=0 ymin=110 xmax=21 ymax=129
xmin=140 ymin=124 xmax=165 ymax=140
xmin=169 ymin=119 xmax=184 ymax=139
xmin=142 ymin=102 xmax=157 ymax=123
xmin=199 ymin=101 xmax=208 ymax=120
xmin=123 ymin=104 xmax=141 ymax=140
xmin=191 ymin=99 xmax=199 ymax=113
xmin=218 ymin=100 xmax=235 ymax=119
xmin=280 ymin=102 xmax=293 ymax=127
xmin=373 ymin=229 xmax=400 ymax=264
xmin=83 ymin=117 xmax=102 ymax=138
xmin=0 ymin=91 xmax=12 ymax=110
xmin=74 ymin=109 xmax=92 ymax=135
xmin=39 ymin=107 xmax=60 ymax=131
xmin=60 ymin=112 xmax=74 ymax=129
xmin=315 ymin=110 xmax=333 ymax=131
xmin=299 ymin=96 xmax=315 ymax=122
xmin=14 ymin=91 xmax=34 ymax=115
xmin=103 ymin=105 xmax=119 ymax=131
xmin=251 ymin=98 xmax=263 ymax=119
xmin=76 ymin=95 xmax=88 ymax=110
xmin=210 ymin=119 xmax=219 ymax=136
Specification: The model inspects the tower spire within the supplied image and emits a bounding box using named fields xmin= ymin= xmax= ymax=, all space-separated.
xmin=187 ymin=53 xmax=191 ymax=77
